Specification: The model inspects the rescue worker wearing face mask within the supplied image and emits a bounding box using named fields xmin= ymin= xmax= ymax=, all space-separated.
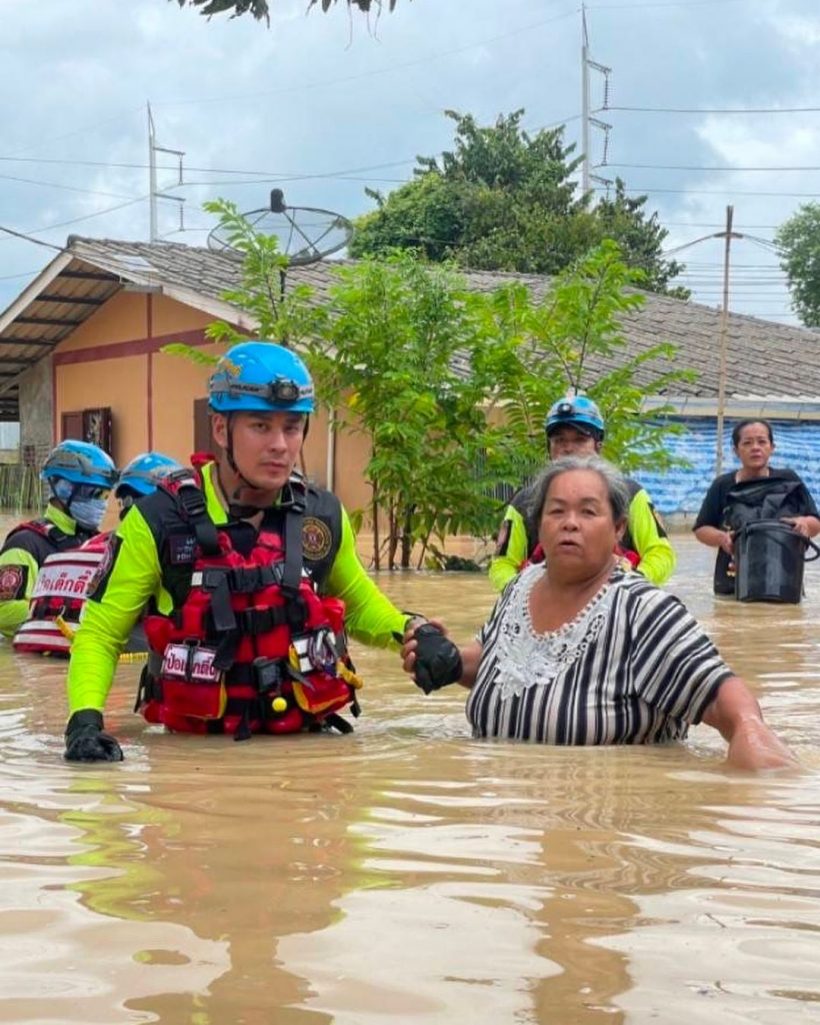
xmin=64 ymin=341 xmax=457 ymax=762
xmin=13 ymin=451 xmax=181 ymax=656
xmin=489 ymin=394 xmax=676 ymax=591
xmin=0 ymin=440 xmax=118 ymax=639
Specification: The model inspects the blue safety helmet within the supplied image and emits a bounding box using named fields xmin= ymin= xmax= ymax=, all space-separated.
xmin=115 ymin=452 xmax=181 ymax=498
xmin=208 ymin=341 xmax=315 ymax=415
xmin=40 ymin=440 xmax=118 ymax=490
xmin=545 ymin=394 xmax=605 ymax=442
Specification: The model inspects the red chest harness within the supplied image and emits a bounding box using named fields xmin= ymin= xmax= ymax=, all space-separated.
xmin=136 ymin=467 xmax=360 ymax=738
xmin=13 ymin=530 xmax=109 ymax=656
xmin=521 ymin=540 xmax=640 ymax=573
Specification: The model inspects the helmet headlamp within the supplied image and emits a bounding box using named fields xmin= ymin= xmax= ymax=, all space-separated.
xmin=269 ymin=377 xmax=300 ymax=404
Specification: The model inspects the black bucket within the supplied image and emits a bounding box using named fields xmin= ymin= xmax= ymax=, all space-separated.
xmin=734 ymin=519 xmax=820 ymax=604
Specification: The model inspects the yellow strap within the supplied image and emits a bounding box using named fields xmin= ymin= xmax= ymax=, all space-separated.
xmin=58 ymin=613 xmax=148 ymax=665
xmin=338 ymin=661 xmax=365 ymax=690
xmin=118 ymin=651 xmax=149 ymax=664
xmin=54 ymin=615 xmax=76 ymax=641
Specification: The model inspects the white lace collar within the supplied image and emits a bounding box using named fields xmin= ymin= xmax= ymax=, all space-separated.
xmin=494 ymin=564 xmax=615 ymax=700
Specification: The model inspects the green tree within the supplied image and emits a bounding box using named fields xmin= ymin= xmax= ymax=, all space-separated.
xmin=594 ymin=180 xmax=688 ymax=298
xmin=169 ymin=204 xmax=690 ymax=569
xmin=172 ymin=0 xmax=401 ymax=24
xmin=480 ymin=239 xmax=692 ymax=483
xmin=300 ymin=253 xmax=524 ymax=569
xmin=350 ymin=109 xmax=688 ymax=297
xmin=776 ymin=202 xmax=820 ymax=328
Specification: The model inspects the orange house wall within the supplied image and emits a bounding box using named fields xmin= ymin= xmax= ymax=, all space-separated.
xmin=47 ymin=290 xmax=492 ymax=562
xmin=52 ymin=292 xmax=339 ymax=495
xmin=151 ymin=294 xmax=213 ymax=336
xmin=57 ymin=293 xmax=149 ymax=352
xmin=332 ymin=415 xmax=373 ymax=518
xmin=56 ymin=355 xmax=149 ymax=466
xmin=151 ymin=343 xmax=223 ymax=464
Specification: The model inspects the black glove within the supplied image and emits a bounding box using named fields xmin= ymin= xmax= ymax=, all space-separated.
xmin=412 ymin=624 xmax=463 ymax=695
xmin=64 ymin=709 xmax=123 ymax=763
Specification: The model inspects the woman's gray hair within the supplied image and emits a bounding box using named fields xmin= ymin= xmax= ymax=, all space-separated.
xmin=526 ymin=456 xmax=631 ymax=538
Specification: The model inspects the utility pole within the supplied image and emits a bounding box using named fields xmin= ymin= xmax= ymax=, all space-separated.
xmin=659 ymin=214 xmax=746 ymax=474
xmin=715 ymin=205 xmax=743 ymax=475
xmin=580 ymin=4 xmax=612 ymax=199
xmin=147 ymin=102 xmax=186 ymax=242
xmin=581 ymin=5 xmax=590 ymax=195
xmin=148 ymin=103 xmax=157 ymax=243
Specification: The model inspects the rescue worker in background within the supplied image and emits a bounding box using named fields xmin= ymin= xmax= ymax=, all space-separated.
xmin=489 ymin=394 xmax=676 ymax=591
xmin=64 ymin=341 xmax=454 ymax=762
xmin=13 ymin=451 xmax=181 ymax=655
xmin=0 ymin=440 xmax=118 ymax=639
xmin=114 ymin=451 xmax=182 ymax=517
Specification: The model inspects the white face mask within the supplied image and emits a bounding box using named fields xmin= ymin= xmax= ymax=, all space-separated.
xmin=69 ymin=496 xmax=108 ymax=532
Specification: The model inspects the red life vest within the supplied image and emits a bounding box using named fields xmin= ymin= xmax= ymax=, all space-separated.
xmin=12 ymin=532 xmax=110 ymax=656
xmin=136 ymin=467 xmax=360 ymax=737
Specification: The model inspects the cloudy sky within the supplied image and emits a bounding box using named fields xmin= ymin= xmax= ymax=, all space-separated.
xmin=1 ymin=0 xmax=819 ymax=324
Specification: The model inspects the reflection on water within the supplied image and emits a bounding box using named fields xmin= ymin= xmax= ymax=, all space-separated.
xmin=0 ymin=523 xmax=818 ymax=1023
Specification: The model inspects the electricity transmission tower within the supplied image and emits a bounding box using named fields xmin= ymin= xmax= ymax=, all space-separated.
xmin=147 ymin=103 xmax=185 ymax=242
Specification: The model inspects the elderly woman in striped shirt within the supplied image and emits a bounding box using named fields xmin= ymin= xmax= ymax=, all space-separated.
xmin=403 ymin=457 xmax=793 ymax=770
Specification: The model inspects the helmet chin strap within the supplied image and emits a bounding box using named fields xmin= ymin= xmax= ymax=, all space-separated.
xmin=220 ymin=416 xmax=268 ymax=517
xmin=218 ymin=412 xmax=312 ymax=519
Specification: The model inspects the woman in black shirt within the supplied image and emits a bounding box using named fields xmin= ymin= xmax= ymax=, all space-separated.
xmin=693 ymin=419 xmax=820 ymax=594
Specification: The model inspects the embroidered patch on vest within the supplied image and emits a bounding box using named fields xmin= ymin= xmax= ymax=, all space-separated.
xmin=302 ymin=516 xmax=332 ymax=560
xmin=168 ymin=534 xmax=198 ymax=565
xmin=0 ymin=565 xmax=25 ymax=601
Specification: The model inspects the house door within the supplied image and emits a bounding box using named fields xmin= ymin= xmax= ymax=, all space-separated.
xmin=194 ymin=398 xmax=217 ymax=455
xmin=61 ymin=411 xmax=84 ymax=441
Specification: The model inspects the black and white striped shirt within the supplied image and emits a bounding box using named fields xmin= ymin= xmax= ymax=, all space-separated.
xmin=466 ymin=564 xmax=732 ymax=744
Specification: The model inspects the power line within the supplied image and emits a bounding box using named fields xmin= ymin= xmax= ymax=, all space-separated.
xmin=605 ymin=162 xmax=820 ymax=172
xmin=1 ymin=107 xmax=144 ymax=162
xmin=0 ymin=153 xmax=418 ymax=178
xmin=674 ymin=260 xmax=786 ymax=266
xmin=0 ymin=269 xmax=40 ymax=281
xmin=0 ymin=171 xmax=134 ymax=200
xmin=664 ymin=222 xmax=779 ymax=229
xmin=594 ymin=185 xmax=820 ymax=197
xmin=180 ymin=175 xmax=411 ymax=188
xmin=589 ymin=0 xmax=774 ymax=8
xmin=0 ymin=226 xmax=64 ymax=252
xmin=154 ymin=9 xmax=578 ymax=110
xmin=0 ymin=195 xmax=149 ymax=245
xmin=607 ymin=105 xmax=820 ymax=114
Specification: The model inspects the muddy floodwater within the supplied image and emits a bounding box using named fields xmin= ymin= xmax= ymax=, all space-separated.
xmin=0 ymin=526 xmax=818 ymax=1025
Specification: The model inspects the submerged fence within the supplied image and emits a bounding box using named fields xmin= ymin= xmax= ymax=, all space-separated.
xmin=0 ymin=464 xmax=44 ymax=511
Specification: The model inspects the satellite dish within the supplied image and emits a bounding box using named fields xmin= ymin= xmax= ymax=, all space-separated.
xmin=207 ymin=189 xmax=354 ymax=265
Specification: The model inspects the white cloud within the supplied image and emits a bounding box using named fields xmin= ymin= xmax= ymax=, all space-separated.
xmin=1 ymin=0 xmax=819 ymax=326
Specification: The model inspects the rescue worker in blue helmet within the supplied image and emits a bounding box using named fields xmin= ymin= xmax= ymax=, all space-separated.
xmin=0 ymin=440 xmax=118 ymax=638
xmin=489 ymin=393 xmax=676 ymax=591
xmin=13 ymin=450 xmax=181 ymax=656
xmin=64 ymin=341 xmax=459 ymax=761
xmin=114 ymin=452 xmax=182 ymax=516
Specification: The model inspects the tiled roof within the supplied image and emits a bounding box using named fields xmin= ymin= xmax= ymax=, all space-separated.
xmin=1 ymin=236 xmax=818 ymax=421
xmin=72 ymin=237 xmax=820 ymax=399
